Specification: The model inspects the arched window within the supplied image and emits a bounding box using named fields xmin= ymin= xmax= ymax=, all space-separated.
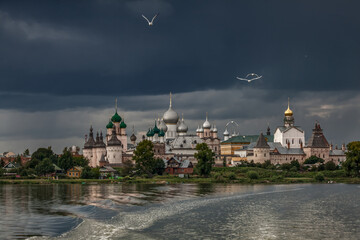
xmin=264 ymin=153 xmax=266 ymax=157
xmin=292 ymin=139 xmax=294 ymax=144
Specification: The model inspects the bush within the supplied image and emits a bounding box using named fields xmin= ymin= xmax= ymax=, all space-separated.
xmin=248 ymin=171 xmax=259 ymax=179
xmin=290 ymin=166 xmax=298 ymax=172
xmin=317 ymin=164 xmax=325 ymax=171
xmin=270 ymin=175 xmax=284 ymax=181
xmin=290 ymin=160 xmax=300 ymax=171
xmin=304 ymin=156 xmax=325 ymax=164
xmin=227 ymin=172 xmax=236 ymax=180
xmin=314 ymin=172 xmax=325 ymax=182
xmin=281 ymin=163 xmax=292 ymax=171
xmin=324 ymin=161 xmax=337 ymax=171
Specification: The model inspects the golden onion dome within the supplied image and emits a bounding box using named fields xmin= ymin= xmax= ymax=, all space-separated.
xmin=285 ymin=107 xmax=293 ymax=116
xmin=284 ymin=98 xmax=293 ymax=116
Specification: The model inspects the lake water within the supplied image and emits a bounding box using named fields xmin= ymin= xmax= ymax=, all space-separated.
xmin=0 ymin=183 xmax=359 ymax=240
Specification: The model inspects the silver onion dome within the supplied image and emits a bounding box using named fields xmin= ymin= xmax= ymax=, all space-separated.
xmin=199 ymin=126 xmax=204 ymax=133
xmin=212 ymin=124 xmax=218 ymax=132
xmin=177 ymin=115 xmax=188 ymax=133
xmin=158 ymin=118 xmax=168 ymax=132
xmin=196 ymin=125 xmax=200 ymax=133
xmin=202 ymin=113 xmax=211 ymax=129
xmin=223 ymin=128 xmax=229 ymax=136
xmin=163 ymin=92 xmax=179 ymax=124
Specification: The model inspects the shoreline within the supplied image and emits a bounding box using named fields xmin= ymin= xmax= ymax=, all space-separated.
xmin=1 ymin=177 xmax=360 ymax=185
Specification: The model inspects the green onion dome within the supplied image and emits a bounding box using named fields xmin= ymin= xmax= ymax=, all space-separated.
xmin=153 ymin=121 xmax=160 ymax=134
xmin=111 ymin=111 xmax=122 ymax=123
xmin=149 ymin=128 xmax=155 ymax=137
xmin=146 ymin=128 xmax=152 ymax=137
xmin=159 ymin=129 xmax=165 ymax=137
xmin=120 ymin=120 xmax=127 ymax=129
xmin=106 ymin=119 xmax=113 ymax=129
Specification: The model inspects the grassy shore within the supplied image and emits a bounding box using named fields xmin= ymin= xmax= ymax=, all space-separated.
xmin=1 ymin=167 xmax=360 ymax=184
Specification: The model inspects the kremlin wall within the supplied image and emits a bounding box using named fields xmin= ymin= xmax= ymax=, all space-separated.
xmin=83 ymin=94 xmax=346 ymax=168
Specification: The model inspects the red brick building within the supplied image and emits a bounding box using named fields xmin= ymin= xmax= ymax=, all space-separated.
xmin=164 ymin=157 xmax=193 ymax=175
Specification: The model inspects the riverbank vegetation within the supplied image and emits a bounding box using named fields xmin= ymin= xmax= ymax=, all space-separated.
xmin=1 ymin=141 xmax=360 ymax=185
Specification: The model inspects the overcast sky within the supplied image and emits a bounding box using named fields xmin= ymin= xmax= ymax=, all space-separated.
xmin=0 ymin=0 xmax=359 ymax=154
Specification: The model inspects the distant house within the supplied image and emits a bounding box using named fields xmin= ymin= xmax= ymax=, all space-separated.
xmin=99 ymin=166 xmax=118 ymax=178
xmin=1 ymin=156 xmax=31 ymax=166
xmin=164 ymin=157 xmax=193 ymax=176
xmin=53 ymin=164 xmax=64 ymax=175
xmin=3 ymin=162 xmax=21 ymax=171
xmin=3 ymin=152 xmax=16 ymax=158
xmin=67 ymin=166 xmax=83 ymax=178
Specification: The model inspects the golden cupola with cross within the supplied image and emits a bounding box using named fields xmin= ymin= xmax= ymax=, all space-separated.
xmin=284 ymin=98 xmax=294 ymax=127
xmin=284 ymin=98 xmax=293 ymax=117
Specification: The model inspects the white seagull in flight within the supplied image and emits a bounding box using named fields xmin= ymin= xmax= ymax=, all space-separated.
xmin=236 ymin=73 xmax=262 ymax=82
xmin=142 ymin=13 xmax=159 ymax=26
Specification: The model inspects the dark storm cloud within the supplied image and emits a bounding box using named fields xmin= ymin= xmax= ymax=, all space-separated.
xmin=0 ymin=0 xmax=359 ymax=153
xmin=0 ymin=0 xmax=360 ymax=103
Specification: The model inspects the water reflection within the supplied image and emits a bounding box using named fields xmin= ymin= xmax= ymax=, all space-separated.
xmin=0 ymin=184 xmax=359 ymax=240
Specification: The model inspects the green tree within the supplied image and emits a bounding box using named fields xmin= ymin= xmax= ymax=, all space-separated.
xmin=73 ymin=156 xmax=89 ymax=167
xmin=91 ymin=167 xmax=100 ymax=179
xmin=81 ymin=166 xmax=99 ymax=179
xmin=26 ymin=159 xmax=40 ymax=169
xmin=31 ymin=148 xmax=54 ymax=162
xmin=121 ymin=160 xmax=135 ymax=177
xmin=23 ymin=149 xmax=30 ymax=156
xmin=304 ymin=156 xmax=324 ymax=164
xmin=152 ymin=158 xmax=165 ymax=175
xmin=58 ymin=148 xmax=74 ymax=171
xmin=0 ymin=159 xmax=5 ymax=167
xmin=290 ymin=160 xmax=300 ymax=171
xmin=318 ymin=164 xmax=325 ymax=171
xmin=194 ymin=143 xmax=215 ymax=177
xmin=324 ymin=161 xmax=337 ymax=171
xmin=14 ymin=155 xmax=22 ymax=166
xmin=343 ymin=141 xmax=360 ymax=177
xmin=262 ymin=160 xmax=274 ymax=169
xmin=133 ymin=140 xmax=157 ymax=177
xmin=281 ymin=163 xmax=292 ymax=171
xmin=35 ymin=158 xmax=55 ymax=176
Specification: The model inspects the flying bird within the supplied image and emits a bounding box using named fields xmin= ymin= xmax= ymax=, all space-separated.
xmin=236 ymin=73 xmax=262 ymax=82
xmin=142 ymin=13 xmax=159 ymax=26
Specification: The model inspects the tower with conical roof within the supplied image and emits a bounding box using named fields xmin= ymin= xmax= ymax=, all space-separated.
xmin=106 ymin=126 xmax=123 ymax=164
xmin=304 ymin=122 xmax=330 ymax=161
xmin=252 ymin=133 xmax=271 ymax=163
xmin=94 ymin=131 xmax=107 ymax=167
xmin=163 ymin=92 xmax=179 ymax=140
xmin=83 ymin=126 xmax=97 ymax=167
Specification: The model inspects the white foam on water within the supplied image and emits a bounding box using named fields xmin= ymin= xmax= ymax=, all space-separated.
xmin=36 ymin=187 xmax=304 ymax=240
